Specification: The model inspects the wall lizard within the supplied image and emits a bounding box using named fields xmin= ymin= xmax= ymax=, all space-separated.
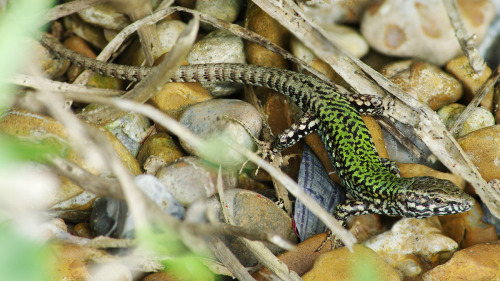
xmin=39 ymin=34 xmax=474 ymax=245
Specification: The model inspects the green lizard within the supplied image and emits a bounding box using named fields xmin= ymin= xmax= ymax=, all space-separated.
xmin=40 ymin=35 xmax=475 ymax=244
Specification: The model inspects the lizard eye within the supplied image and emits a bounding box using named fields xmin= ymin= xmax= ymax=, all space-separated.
xmin=434 ymin=197 xmax=443 ymax=204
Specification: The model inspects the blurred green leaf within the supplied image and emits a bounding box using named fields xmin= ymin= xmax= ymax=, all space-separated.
xmin=0 ymin=226 xmax=55 ymax=281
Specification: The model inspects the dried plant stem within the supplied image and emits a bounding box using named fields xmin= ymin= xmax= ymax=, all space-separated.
xmin=42 ymin=0 xmax=108 ymax=23
xmin=448 ymin=67 xmax=500 ymax=136
xmin=442 ymin=0 xmax=486 ymax=75
xmin=12 ymin=74 xmax=124 ymax=96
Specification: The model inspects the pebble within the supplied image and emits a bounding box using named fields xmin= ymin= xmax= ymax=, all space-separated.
xmin=446 ymin=56 xmax=495 ymax=111
xmin=63 ymin=14 xmax=108 ymax=49
xmin=422 ymin=241 xmax=500 ymax=281
xmin=155 ymin=157 xmax=237 ymax=206
xmin=245 ymin=3 xmax=290 ymax=68
xmin=481 ymin=195 xmax=500 ymax=237
xmin=35 ymin=36 xmax=70 ymax=79
xmin=438 ymin=103 xmax=495 ymax=137
xmin=349 ymin=214 xmax=382 ymax=243
xmin=143 ymin=271 xmax=214 ymax=281
xmin=364 ymin=218 xmax=458 ymax=278
xmin=457 ymin=125 xmax=500 ymax=182
xmin=0 ymin=110 xmax=141 ymax=207
xmin=291 ymin=24 xmax=369 ymax=59
xmin=123 ymin=20 xmax=186 ymax=67
xmin=51 ymin=191 xmax=96 ymax=221
xmin=90 ymin=175 xmax=185 ymax=238
xmin=73 ymin=222 xmax=93 ymax=238
xmin=302 ymin=244 xmax=401 ymax=281
xmin=63 ymin=36 xmax=95 ymax=82
xmin=205 ymin=188 xmax=297 ymax=266
xmin=361 ymin=0 xmax=495 ymax=65
xmin=398 ymin=163 xmax=466 ymax=189
xmin=439 ymin=198 xmax=498 ymax=248
xmin=302 ymin=0 xmax=372 ymax=24
xmin=77 ymin=3 xmax=130 ymax=30
xmin=105 ymin=112 xmax=152 ymax=157
xmin=149 ymin=82 xmax=212 ymax=120
xmin=178 ymin=99 xmax=262 ymax=168
xmin=380 ymin=60 xmax=463 ymax=110
xmin=254 ymin=233 xmax=330 ymax=280
xmin=195 ymin=0 xmax=242 ymax=31
xmin=137 ymin=132 xmax=184 ymax=175
xmin=119 ymin=175 xmax=186 ymax=238
xmin=186 ymin=29 xmax=246 ymax=97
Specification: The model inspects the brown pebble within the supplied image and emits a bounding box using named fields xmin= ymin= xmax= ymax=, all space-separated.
xmin=302 ymin=244 xmax=400 ymax=281
xmin=381 ymin=60 xmax=463 ymax=110
xmin=440 ymin=199 xmax=498 ymax=248
xmin=398 ymin=163 xmax=466 ymax=189
xmin=422 ymin=241 xmax=500 ymax=281
xmin=73 ymin=222 xmax=92 ymax=238
xmin=137 ymin=132 xmax=184 ymax=174
xmin=149 ymin=82 xmax=212 ymax=120
xmin=254 ymin=233 xmax=330 ymax=280
xmin=457 ymin=125 xmax=500 ymax=182
xmin=446 ymin=55 xmax=494 ymax=111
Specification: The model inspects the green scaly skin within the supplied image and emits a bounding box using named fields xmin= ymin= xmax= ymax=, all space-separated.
xmin=39 ymin=35 xmax=475 ymax=231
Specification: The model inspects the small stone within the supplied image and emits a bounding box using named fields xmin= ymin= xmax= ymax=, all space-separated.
xmin=349 ymin=214 xmax=382 ymax=243
xmin=178 ymin=99 xmax=262 ymax=168
xmin=73 ymin=222 xmax=92 ymax=238
xmin=457 ymin=125 xmax=500 ymax=182
xmin=105 ymin=112 xmax=152 ymax=157
xmin=186 ymin=30 xmax=245 ymax=97
xmin=123 ymin=20 xmax=186 ymax=67
xmin=398 ymin=163 xmax=466 ymax=189
xmin=495 ymin=85 xmax=500 ymax=124
xmin=291 ymin=24 xmax=369 ymax=59
xmin=205 ymin=188 xmax=297 ymax=266
xmin=302 ymin=0 xmax=372 ymax=24
xmin=440 ymin=199 xmax=498 ymax=248
xmin=63 ymin=36 xmax=96 ymax=82
xmin=137 ymin=132 xmax=185 ymax=175
xmin=149 ymin=82 xmax=212 ymax=120
xmin=364 ymin=218 xmax=458 ymax=278
xmin=35 ymin=36 xmax=70 ymax=79
xmin=254 ymin=233 xmax=330 ymax=280
xmin=0 ymin=110 xmax=141 ymax=217
xmin=195 ymin=0 xmax=242 ymax=31
xmin=77 ymin=3 xmax=130 ymax=30
xmin=302 ymin=244 xmax=401 ymax=281
xmin=422 ymin=241 xmax=500 ymax=281
xmin=446 ymin=55 xmax=494 ymax=111
xmin=86 ymin=72 xmax=123 ymax=90
xmin=155 ymin=157 xmax=237 ymax=206
xmin=91 ymin=175 xmax=185 ymax=238
xmin=245 ymin=3 xmax=290 ymax=68
xmin=380 ymin=60 xmax=463 ymax=110
xmin=361 ymin=0 xmax=495 ymax=66
xmin=438 ymin=103 xmax=495 ymax=137
xmin=63 ymin=14 xmax=108 ymax=49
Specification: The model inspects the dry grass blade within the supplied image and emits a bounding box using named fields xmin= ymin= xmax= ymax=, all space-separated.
xmin=79 ymin=13 xmax=198 ymax=124
xmin=42 ymin=0 xmax=108 ymax=23
xmin=254 ymin=0 xmax=500 ymax=219
xmin=448 ymin=67 xmax=500 ymax=136
xmin=442 ymin=0 xmax=486 ymax=75
xmin=11 ymin=74 xmax=124 ymax=96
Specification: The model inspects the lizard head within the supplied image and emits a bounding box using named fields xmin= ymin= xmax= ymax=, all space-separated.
xmin=398 ymin=176 xmax=474 ymax=218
